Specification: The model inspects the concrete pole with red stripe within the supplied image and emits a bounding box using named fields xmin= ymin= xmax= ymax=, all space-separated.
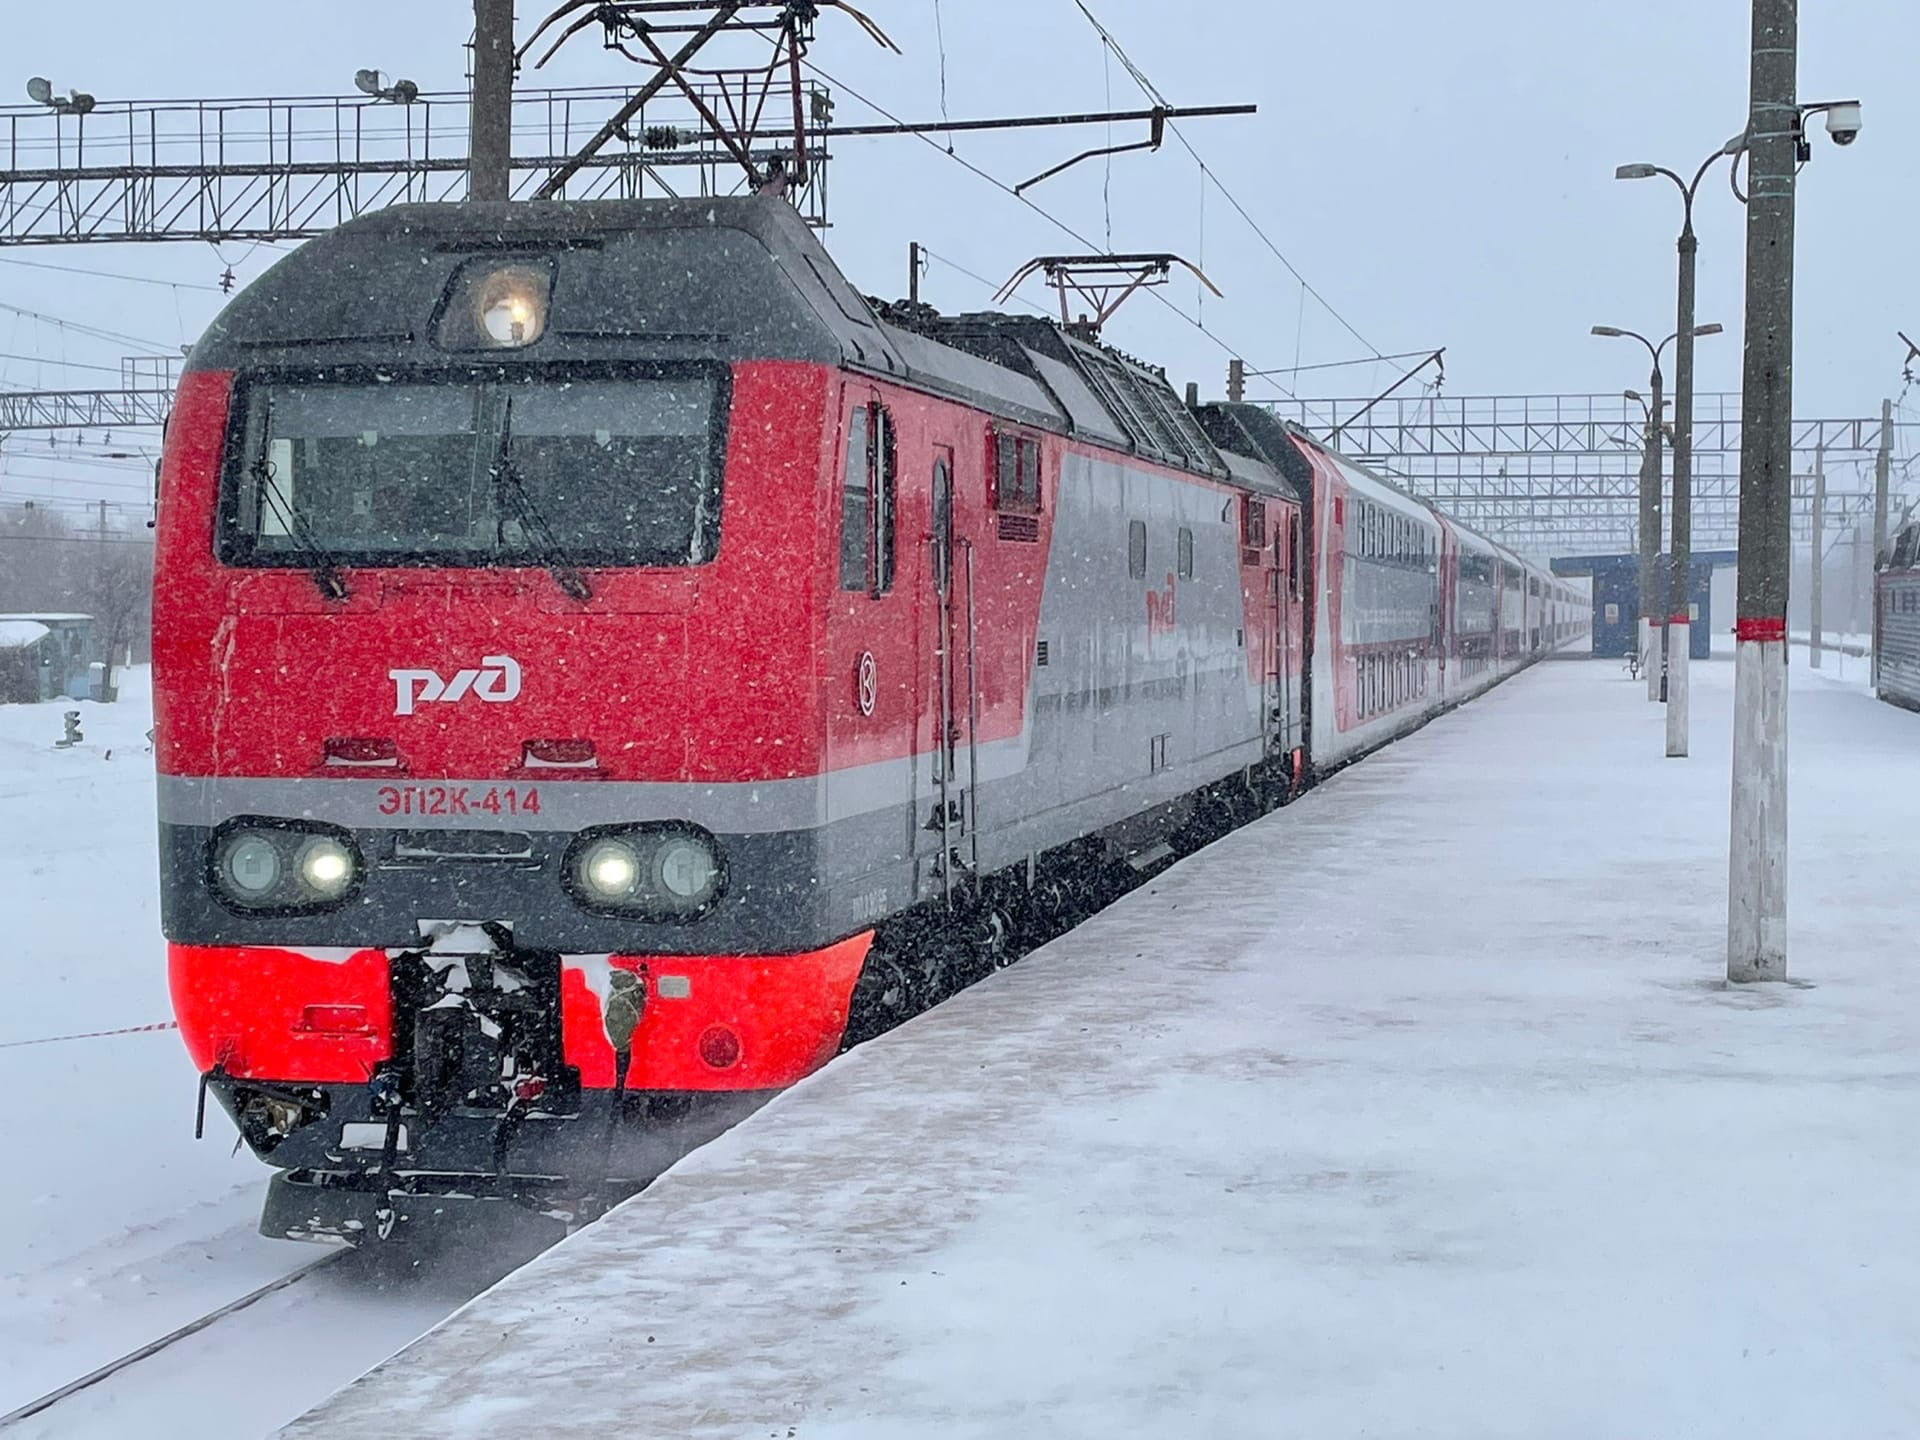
xmin=1666 ymin=211 xmax=1699 ymax=757
xmin=1727 ymin=0 xmax=1797 ymax=982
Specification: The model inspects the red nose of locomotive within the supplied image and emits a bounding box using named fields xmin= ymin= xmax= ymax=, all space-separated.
xmin=151 ymin=201 xmax=883 ymax=1215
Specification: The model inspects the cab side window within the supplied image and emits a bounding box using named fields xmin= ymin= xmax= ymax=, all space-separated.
xmin=839 ymin=401 xmax=897 ymax=596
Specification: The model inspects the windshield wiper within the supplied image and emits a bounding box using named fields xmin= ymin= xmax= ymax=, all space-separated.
xmin=490 ymin=396 xmax=592 ymax=601
xmin=249 ymin=392 xmax=350 ymax=601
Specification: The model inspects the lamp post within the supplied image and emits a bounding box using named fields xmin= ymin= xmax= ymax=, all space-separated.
xmin=1616 ymin=143 xmax=1744 ymax=757
xmin=1720 ymin=64 xmax=1864 ymax=983
xmin=1624 ymin=386 xmax=1668 ymax=693
xmin=1592 ymin=324 xmax=1721 ymax=706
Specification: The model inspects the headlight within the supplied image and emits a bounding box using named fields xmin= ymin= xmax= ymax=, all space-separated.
xmin=577 ymin=837 xmax=643 ymax=901
xmin=566 ymin=826 xmax=725 ymax=920
xmin=210 ymin=822 xmax=363 ymax=914
xmin=297 ymin=835 xmax=356 ymax=899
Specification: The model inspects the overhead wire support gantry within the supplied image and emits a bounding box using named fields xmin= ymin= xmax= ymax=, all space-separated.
xmin=1265 ymin=390 xmax=1917 ymax=556
xmin=0 ymin=83 xmax=1254 ymax=245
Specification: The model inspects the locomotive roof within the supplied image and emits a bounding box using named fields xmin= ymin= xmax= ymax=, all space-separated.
xmin=191 ymin=194 xmax=1277 ymax=488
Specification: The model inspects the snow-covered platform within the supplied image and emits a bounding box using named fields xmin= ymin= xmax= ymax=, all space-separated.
xmin=288 ymin=657 xmax=1920 ymax=1440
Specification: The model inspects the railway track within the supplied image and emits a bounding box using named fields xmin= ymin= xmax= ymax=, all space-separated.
xmin=0 ymin=1250 xmax=348 ymax=1432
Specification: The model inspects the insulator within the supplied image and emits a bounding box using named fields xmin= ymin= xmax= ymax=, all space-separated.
xmin=642 ymin=125 xmax=682 ymax=151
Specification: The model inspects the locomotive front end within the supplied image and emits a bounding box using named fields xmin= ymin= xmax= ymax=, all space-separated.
xmin=152 ymin=198 xmax=878 ymax=1240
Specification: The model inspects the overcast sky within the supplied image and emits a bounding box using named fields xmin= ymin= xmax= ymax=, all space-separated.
xmin=3 ymin=0 xmax=1914 ymax=518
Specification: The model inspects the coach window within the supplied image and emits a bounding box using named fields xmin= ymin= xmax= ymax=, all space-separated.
xmin=1129 ymin=519 xmax=1148 ymax=580
xmin=1287 ymin=513 xmax=1302 ymax=597
xmin=1177 ymin=526 xmax=1194 ymax=580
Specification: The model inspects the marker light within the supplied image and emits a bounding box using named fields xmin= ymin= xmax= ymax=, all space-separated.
xmin=223 ymin=835 xmax=282 ymax=896
xmin=657 ymin=836 xmax=719 ymax=901
xmin=698 ymin=1025 xmax=742 ymax=1070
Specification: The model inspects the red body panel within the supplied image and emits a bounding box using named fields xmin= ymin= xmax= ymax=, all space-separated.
xmin=155 ymin=363 xmax=831 ymax=788
xmin=170 ymin=943 xmax=392 ymax=1083
xmin=170 ymin=936 xmax=868 ymax=1092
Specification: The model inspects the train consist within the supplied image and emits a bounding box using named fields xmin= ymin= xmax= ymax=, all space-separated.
xmin=1876 ymin=519 xmax=1920 ymax=710
xmin=152 ymin=196 xmax=1587 ymax=1243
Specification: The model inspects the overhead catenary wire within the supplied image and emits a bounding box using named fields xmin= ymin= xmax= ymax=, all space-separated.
xmin=0 ymin=255 xmax=224 ymax=294
xmin=1068 ymin=0 xmax=1387 ymax=363
xmin=0 ymin=531 xmax=156 ymax=545
xmin=798 ymin=55 xmax=1297 ymax=398
xmin=931 ymin=0 xmax=952 ymax=140
xmin=0 ymin=353 xmax=130 ymax=377
xmin=0 ymin=303 xmax=174 ymax=355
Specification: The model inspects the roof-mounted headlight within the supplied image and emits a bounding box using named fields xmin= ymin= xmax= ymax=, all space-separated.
xmin=436 ymin=258 xmax=553 ymax=351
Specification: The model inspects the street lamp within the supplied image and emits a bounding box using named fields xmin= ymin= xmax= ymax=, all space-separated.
xmin=25 ymin=77 xmax=96 ymax=115
xmin=1591 ymin=322 xmax=1722 ymax=703
xmin=1615 ymin=140 xmax=1745 ymax=757
xmin=352 ymin=69 xmax=420 ymax=104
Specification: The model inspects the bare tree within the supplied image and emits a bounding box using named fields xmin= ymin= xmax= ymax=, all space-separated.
xmin=87 ymin=542 xmax=152 ymax=700
xmin=0 ymin=503 xmax=81 ymax=612
xmin=0 ymin=505 xmax=154 ymax=700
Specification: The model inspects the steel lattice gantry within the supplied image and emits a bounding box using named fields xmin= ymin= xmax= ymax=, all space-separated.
xmin=0 ymin=83 xmax=835 ymax=243
xmin=0 ymin=357 xmax=179 ymax=433
xmin=0 ymin=386 xmax=171 ymax=430
xmin=1267 ymin=391 xmax=1918 ymax=557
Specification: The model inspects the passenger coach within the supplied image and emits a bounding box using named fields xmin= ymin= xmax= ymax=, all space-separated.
xmin=1877 ymin=520 xmax=1920 ymax=709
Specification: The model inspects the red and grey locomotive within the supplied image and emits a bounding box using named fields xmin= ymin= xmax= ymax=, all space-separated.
xmin=152 ymin=195 xmax=1582 ymax=1242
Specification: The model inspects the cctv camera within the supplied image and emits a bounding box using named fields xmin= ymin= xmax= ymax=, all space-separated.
xmin=1825 ymin=102 xmax=1862 ymax=146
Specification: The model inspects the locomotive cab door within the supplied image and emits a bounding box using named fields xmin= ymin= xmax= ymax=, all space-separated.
xmin=917 ymin=446 xmax=978 ymax=902
xmin=1274 ymin=507 xmax=1301 ymax=753
xmin=1267 ymin=520 xmax=1290 ymax=754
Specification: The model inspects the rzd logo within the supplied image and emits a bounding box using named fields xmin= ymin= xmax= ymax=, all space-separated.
xmin=389 ymin=655 xmax=522 ymax=716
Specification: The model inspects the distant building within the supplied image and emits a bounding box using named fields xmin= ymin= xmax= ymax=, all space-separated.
xmin=1549 ymin=555 xmax=1734 ymax=660
xmin=0 ymin=613 xmax=95 ymax=703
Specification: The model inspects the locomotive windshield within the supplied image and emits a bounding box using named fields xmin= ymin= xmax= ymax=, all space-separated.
xmin=219 ymin=368 xmax=725 ymax=570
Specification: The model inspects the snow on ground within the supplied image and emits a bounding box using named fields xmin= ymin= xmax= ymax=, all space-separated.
xmin=0 ymin=674 xmax=487 ymax=1437
xmin=291 ymin=656 xmax=1920 ymax=1440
